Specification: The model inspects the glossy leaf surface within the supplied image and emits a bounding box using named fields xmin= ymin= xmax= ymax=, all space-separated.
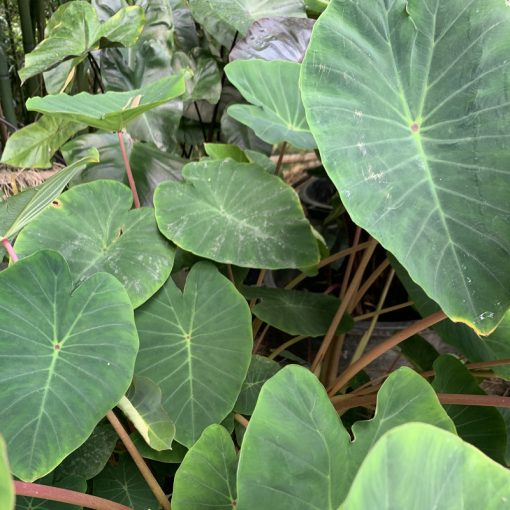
xmin=226 ymin=60 xmax=316 ymax=149
xmin=340 ymin=423 xmax=510 ymax=510
xmin=155 ymin=159 xmax=319 ymax=269
xmin=302 ymin=0 xmax=510 ymax=334
xmin=135 ymin=262 xmax=252 ymax=446
xmin=0 ymin=251 xmax=138 ymax=481
xmin=14 ymin=180 xmax=174 ymax=308
xmin=172 ymin=425 xmax=237 ymax=510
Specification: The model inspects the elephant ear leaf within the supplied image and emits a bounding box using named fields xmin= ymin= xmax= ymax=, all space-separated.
xmin=301 ymin=0 xmax=510 ymax=335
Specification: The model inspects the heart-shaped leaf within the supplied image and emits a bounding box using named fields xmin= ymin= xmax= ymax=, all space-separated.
xmin=301 ymin=0 xmax=510 ymax=334
xmin=0 ymin=116 xmax=85 ymax=168
xmin=117 ymin=376 xmax=175 ymax=451
xmin=340 ymin=423 xmax=510 ymax=510
xmin=237 ymin=365 xmax=454 ymax=509
xmin=0 ymin=250 xmax=138 ymax=481
xmin=19 ymin=1 xmax=144 ymax=84
xmin=208 ymin=0 xmax=306 ymax=35
xmin=242 ymin=286 xmax=353 ymax=337
xmin=0 ymin=437 xmax=14 ymax=510
xmin=135 ymin=262 xmax=252 ymax=446
xmin=230 ymin=17 xmax=315 ymax=63
xmin=226 ymin=60 xmax=316 ymax=149
xmin=14 ymin=180 xmax=174 ymax=308
xmin=154 ymin=159 xmax=319 ymax=269
xmin=172 ymin=425 xmax=238 ymax=510
xmin=26 ymin=72 xmax=188 ymax=132
xmin=432 ymin=354 xmax=507 ymax=463
xmin=0 ymin=149 xmax=99 ymax=241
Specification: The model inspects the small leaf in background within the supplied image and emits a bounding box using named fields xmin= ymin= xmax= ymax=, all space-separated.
xmin=0 ymin=436 xmax=14 ymax=510
xmin=237 ymin=366 xmax=454 ymax=509
xmin=304 ymin=0 xmax=329 ymax=14
xmin=0 ymin=250 xmax=138 ymax=481
xmin=242 ymin=287 xmax=354 ymax=337
xmin=244 ymin=150 xmax=276 ymax=173
xmin=19 ymin=1 xmax=144 ymax=84
xmin=204 ymin=143 xmax=249 ymax=162
xmin=220 ymin=114 xmax=272 ymax=155
xmin=92 ymin=454 xmax=159 ymax=510
xmin=301 ymin=0 xmax=510 ymax=334
xmin=432 ymin=354 xmax=507 ymax=463
xmin=131 ymin=432 xmax=187 ymax=464
xmin=339 ymin=423 xmax=510 ymax=510
xmin=117 ymin=376 xmax=175 ymax=451
xmin=208 ymin=0 xmax=306 ymax=35
xmin=234 ymin=355 xmax=280 ymax=415
xmin=230 ymin=17 xmax=315 ymax=63
xmin=14 ymin=180 xmax=174 ymax=308
xmin=172 ymin=425 xmax=238 ymax=510
xmin=188 ymin=0 xmax=237 ymax=48
xmin=55 ymin=424 xmax=118 ymax=481
xmin=26 ymin=72 xmax=188 ymax=132
xmin=398 ymin=335 xmax=439 ymax=372
xmin=135 ymin=262 xmax=252 ymax=447
xmin=0 ymin=116 xmax=85 ymax=168
xmin=16 ymin=472 xmax=87 ymax=510
xmin=226 ymin=60 xmax=316 ymax=149
xmin=0 ymin=149 xmax=99 ymax=240
xmin=154 ymin=159 xmax=319 ymax=269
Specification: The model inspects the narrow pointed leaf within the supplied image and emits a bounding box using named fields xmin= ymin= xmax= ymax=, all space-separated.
xmin=340 ymin=423 xmax=510 ymax=510
xmin=14 ymin=180 xmax=174 ymax=308
xmin=0 ymin=116 xmax=85 ymax=168
xmin=301 ymin=0 xmax=510 ymax=334
xmin=135 ymin=262 xmax=252 ymax=446
xmin=117 ymin=376 xmax=175 ymax=451
xmin=26 ymin=72 xmax=188 ymax=132
xmin=1 ymin=149 xmax=99 ymax=240
xmin=173 ymin=425 xmax=238 ymax=510
xmin=19 ymin=2 xmax=144 ymax=83
xmin=0 ymin=250 xmax=138 ymax=481
xmin=154 ymin=159 xmax=319 ymax=269
xmin=226 ymin=60 xmax=316 ymax=149
xmin=208 ymin=0 xmax=306 ymax=35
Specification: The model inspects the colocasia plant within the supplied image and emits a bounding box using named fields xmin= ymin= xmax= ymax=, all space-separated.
xmin=1 ymin=0 xmax=510 ymax=509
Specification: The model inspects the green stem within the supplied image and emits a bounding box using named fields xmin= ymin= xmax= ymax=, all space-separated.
xmin=14 ymin=481 xmax=131 ymax=510
xmin=106 ymin=410 xmax=170 ymax=510
xmin=268 ymin=335 xmax=307 ymax=360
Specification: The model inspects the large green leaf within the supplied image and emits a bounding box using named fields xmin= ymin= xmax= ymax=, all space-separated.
xmin=19 ymin=2 xmax=144 ymax=84
xmin=0 ymin=436 xmax=14 ymax=510
xmin=340 ymin=423 xmax=510 ymax=510
xmin=242 ymin=286 xmax=353 ymax=337
xmin=135 ymin=262 xmax=252 ymax=446
xmin=0 ymin=116 xmax=85 ymax=168
xmin=230 ymin=17 xmax=315 ymax=63
xmin=208 ymin=0 xmax=306 ymax=35
xmin=0 ymin=149 xmax=99 ymax=241
xmin=0 ymin=250 xmax=138 ymax=481
xmin=55 ymin=424 xmax=118 ymax=481
xmin=226 ymin=60 xmax=316 ymax=149
xmin=14 ymin=180 xmax=174 ymax=308
xmin=237 ymin=366 xmax=454 ymax=509
xmin=172 ymin=425 xmax=237 ymax=510
xmin=154 ymin=159 xmax=319 ymax=269
xmin=301 ymin=0 xmax=510 ymax=335
xmin=26 ymin=72 xmax=188 ymax=132
xmin=432 ymin=354 xmax=507 ymax=463
xmin=92 ymin=454 xmax=159 ymax=510
xmin=117 ymin=376 xmax=175 ymax=451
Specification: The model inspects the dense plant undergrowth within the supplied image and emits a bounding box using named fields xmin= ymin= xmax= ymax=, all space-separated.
xmin=1 ymin=0 xmax=510 ymax=508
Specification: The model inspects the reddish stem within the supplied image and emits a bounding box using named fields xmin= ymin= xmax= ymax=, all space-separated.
xmin=2 ymin=238 xmax=18 ymax=262
xmin=14 ymin=481 xmax=131 ymax=510
xmin=117 ymin=131 xmax=140 ymax=209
